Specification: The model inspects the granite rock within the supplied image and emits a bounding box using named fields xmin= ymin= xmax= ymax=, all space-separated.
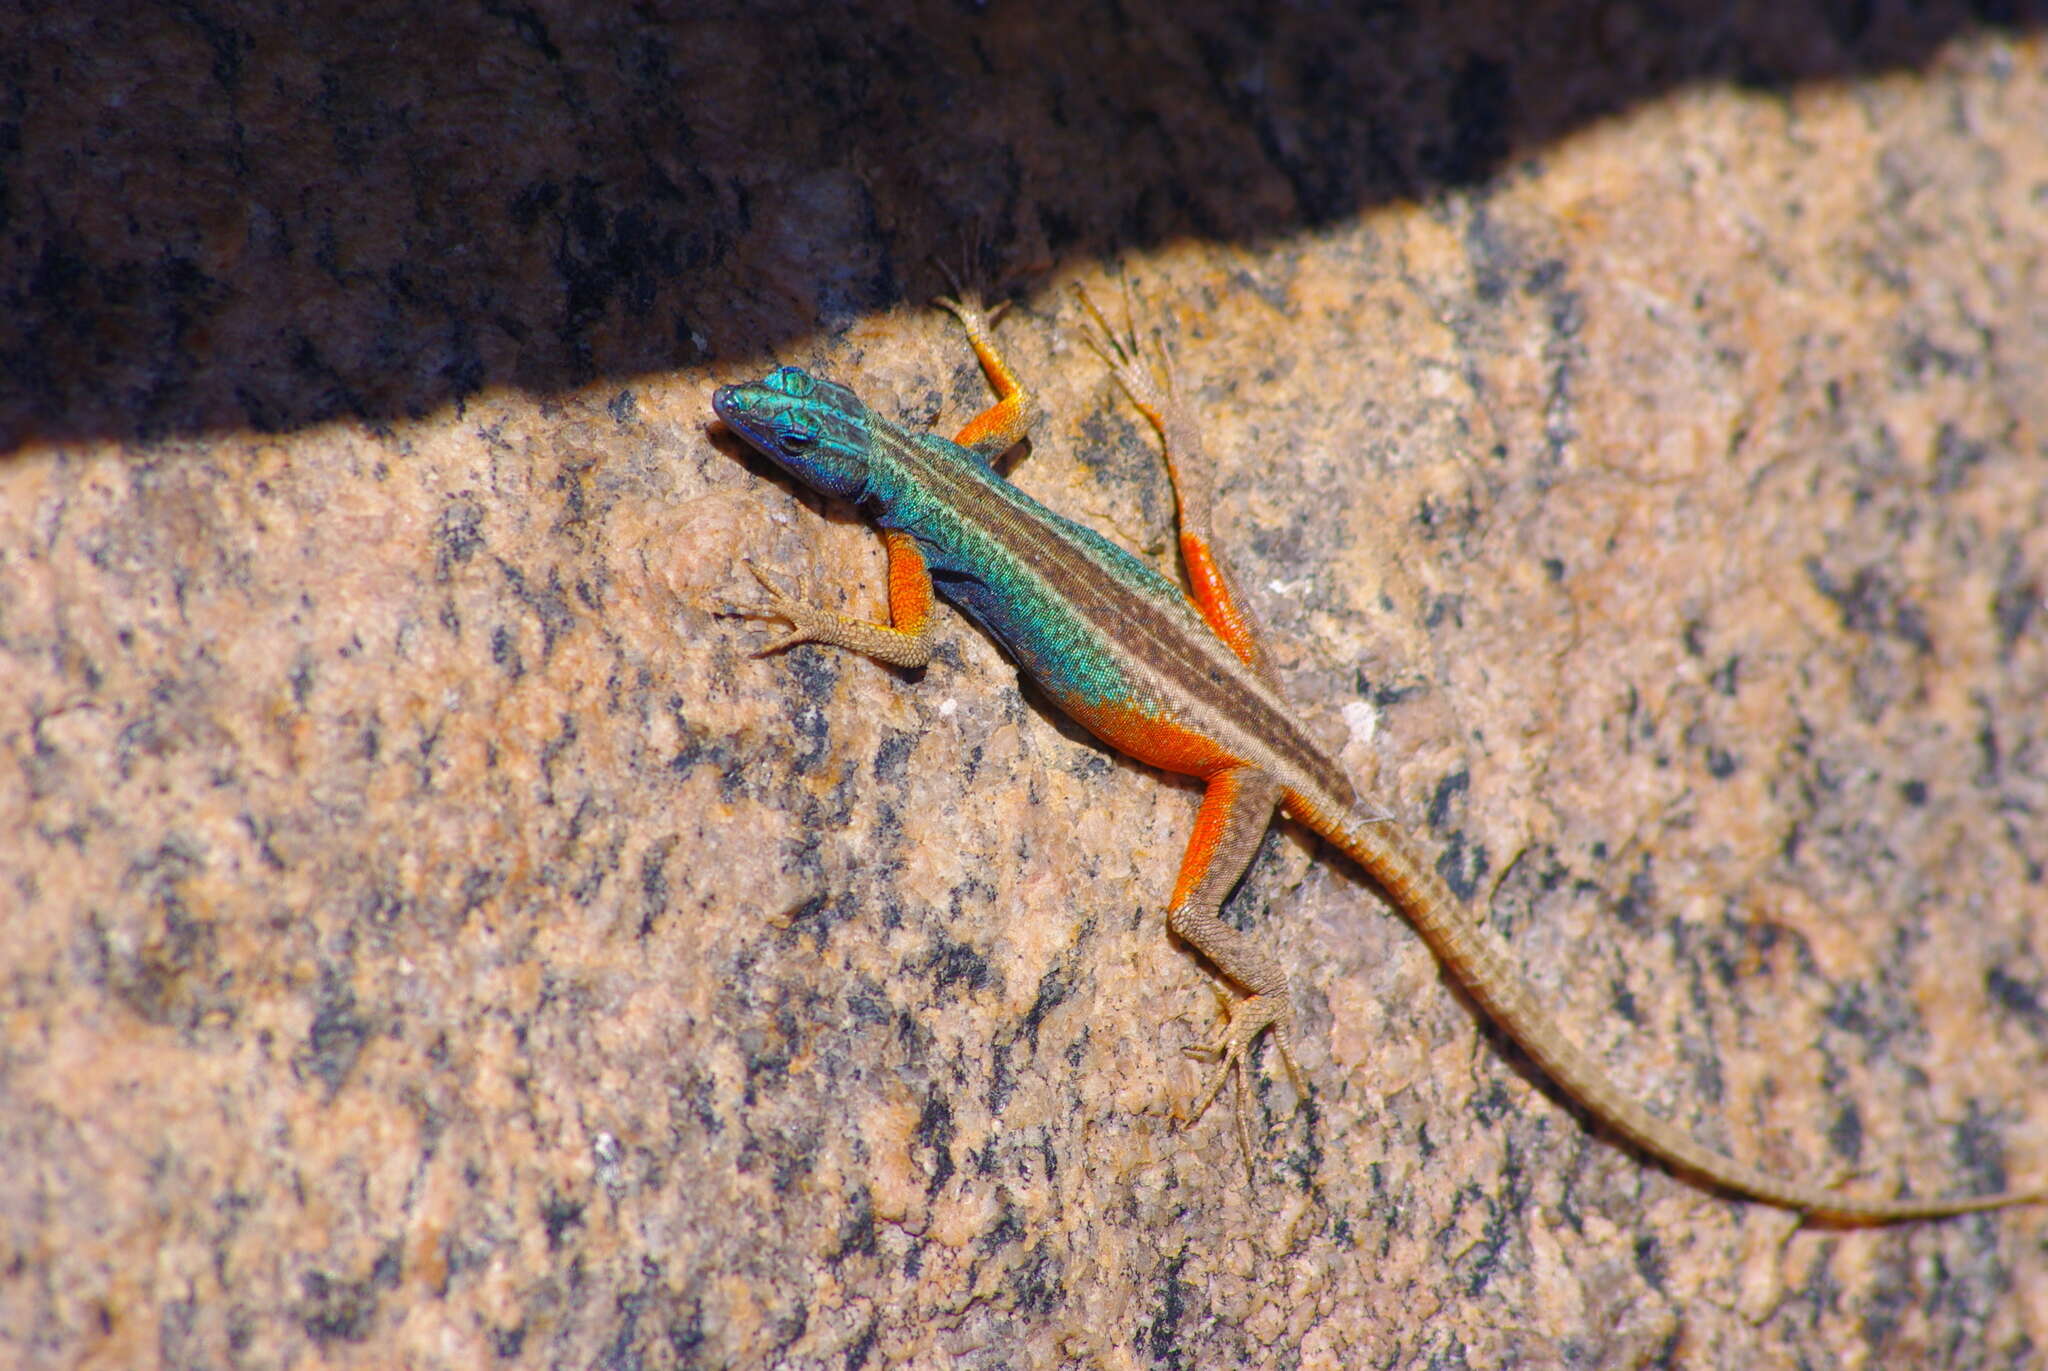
xmin=3 ymin=4 xmax=2046 ymax=1368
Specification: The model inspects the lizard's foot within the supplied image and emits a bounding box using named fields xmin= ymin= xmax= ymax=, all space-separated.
xmin=932 ymin=227 xmax=1013 ymax=336
xmin=1072 ymin=278 xmax=1174 ymax=419
xmin=719 ymin=561 xmax=839 ymax=657
xmin=931 ymin=289 xmax=1011 ymax=344
xmin=1185 ymin=992 xmax=1305 ymax=1173
xmin=932 ymin=283 xmax=1011 ymax=344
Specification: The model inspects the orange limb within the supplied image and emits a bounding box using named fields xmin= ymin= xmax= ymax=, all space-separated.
xmin=882 ymin=528 xmax=935 ymax=637
xmin=934 ymin=293 xmax=1034 ymax=460
xmin=1179 ymin=531 xmax=1266 ymax=673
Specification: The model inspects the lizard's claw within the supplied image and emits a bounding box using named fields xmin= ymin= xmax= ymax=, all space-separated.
xmin=933 ymin=232 xmax=1013 ymax=336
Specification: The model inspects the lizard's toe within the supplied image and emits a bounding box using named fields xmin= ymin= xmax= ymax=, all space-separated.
xmin=1184 ymin=993 xmax=1297 ymax=1172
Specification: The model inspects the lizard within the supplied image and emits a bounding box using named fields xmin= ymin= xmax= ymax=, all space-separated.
xmin=709 ymin=280 xmax=2042 ymax=1223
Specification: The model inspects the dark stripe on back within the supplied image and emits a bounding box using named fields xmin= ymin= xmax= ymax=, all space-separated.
xmin=877 ymin=425 xmax=1352 ymax=798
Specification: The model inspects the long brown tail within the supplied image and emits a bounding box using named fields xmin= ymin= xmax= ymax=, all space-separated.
xmin=1310 ymin=802 xmax=2041 ymax=1222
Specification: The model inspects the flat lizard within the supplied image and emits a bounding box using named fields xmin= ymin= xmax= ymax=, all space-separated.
xmin=711 ymin=284 xmax=2041 ymax=1222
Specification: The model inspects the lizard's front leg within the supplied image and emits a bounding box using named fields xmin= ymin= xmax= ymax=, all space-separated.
xmin=724 ymin=530 xmax=936 ymax=669
xmin=933 ymin=284 xmax=1037 ymax=461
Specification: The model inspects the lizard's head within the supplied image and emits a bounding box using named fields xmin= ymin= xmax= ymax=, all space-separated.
xmin=713 ymin=367 xmax=872 ymax=501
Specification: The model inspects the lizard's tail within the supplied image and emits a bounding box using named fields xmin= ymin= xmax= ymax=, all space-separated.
xmin=1294 ymin=791 xmax=2042 ymax=1223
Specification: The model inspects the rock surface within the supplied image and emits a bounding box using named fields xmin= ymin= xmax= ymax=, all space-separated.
xmin=4 ymin=4 xmax=2046 ymax=1368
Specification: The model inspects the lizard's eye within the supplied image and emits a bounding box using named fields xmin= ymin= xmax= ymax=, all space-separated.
xmin=776 ymin=426 xmax=816 ymax=453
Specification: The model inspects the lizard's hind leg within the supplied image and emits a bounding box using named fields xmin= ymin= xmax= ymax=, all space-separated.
xmin=1073 ymin=282 xmax=1280 ymax=683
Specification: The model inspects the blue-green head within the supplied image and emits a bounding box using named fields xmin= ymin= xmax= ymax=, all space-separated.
xmin=712 ymin=367 xmax=872 ymax=501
